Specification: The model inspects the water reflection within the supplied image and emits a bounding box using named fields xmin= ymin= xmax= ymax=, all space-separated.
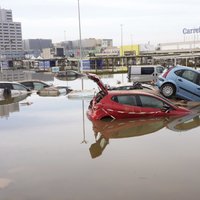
xmin=0 ymin=94 xmax=30 ymax=118
xmin=89 ymin=117 xmax=170 ymax=158
xmin=55 ymin=76 xmax=79 ymax=81
xmin=89 ymin=110 xmax=200 ymax=158
xmin=1 ymin=74 xmax=200 ymax=200
xmin=0 ymin=94 xmax=29 ymax=105
xmin=167 ymin=108 xmax=200 ymax=132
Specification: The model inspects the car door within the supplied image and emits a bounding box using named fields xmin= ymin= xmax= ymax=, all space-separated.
xmin=194 ymin=74 xmax=200 ymax=101
xmin=138 ymin=95 xmax=166 ymax=116
xmin=175 ymin=69 xmax=200 ymax=101
xmin=21 ymin=82 xmax=34 ymax=90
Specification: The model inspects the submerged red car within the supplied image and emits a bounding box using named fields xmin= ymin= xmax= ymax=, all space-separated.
xmin=87 ymin=73 xmax=190 ymax=120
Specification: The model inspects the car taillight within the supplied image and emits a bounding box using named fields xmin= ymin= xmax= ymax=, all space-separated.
xmin=162 ymin=67 xmax=174 ymax=78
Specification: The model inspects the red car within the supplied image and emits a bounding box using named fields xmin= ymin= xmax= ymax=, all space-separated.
xmin=87 ymin=73 xmax=190 ymax=120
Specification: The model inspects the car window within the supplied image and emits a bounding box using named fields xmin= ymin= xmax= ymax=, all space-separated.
xmin=12 ymin=83 xmax=27 ymax=91
xmin=0 ymin=83 xmax=5 ymax=88
xmin=174 ymin=69 xmax=183 ymax=76
xmin=1 ymin=83 xmax=13 ymax=90
xmin=180 ymin=70 xmax=199 ymax=84
xmin=33 ymin=82 xmax=47 ymax=90
xmin=112 ymin=95 xmax=137 ymax=106
xmin=139 ymin=95 xmax=164 ymax=108
xmin=21 ymin=82 xmax=33 ymax=89
xmin=197 ymin=75 xmax=200 ymax=86
xmin=141 ymin=67 xmax=154 ymax=75
xmin=156 ymin=66 xmax=164 ymax=73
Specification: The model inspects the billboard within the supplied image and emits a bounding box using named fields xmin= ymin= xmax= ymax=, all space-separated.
xmin=183 ymin=27 xmax=200 ymax=34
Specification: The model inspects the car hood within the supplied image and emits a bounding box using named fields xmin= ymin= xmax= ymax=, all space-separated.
xmin=87 ymin=73 xmax=108 ymax=94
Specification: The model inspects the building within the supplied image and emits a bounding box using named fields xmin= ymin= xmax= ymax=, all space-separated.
xmin=23 ymin=39 xmax=53 ymax=58
xmin=0 ymin=7 xmax=23 ymax=61
xmin=41 ymin=47 xmax=64 ymax=59
xmin=139 ymin=40 xmax=200 ymax=67
xmin=58 ymin=38 xmax=113 ymax=57
xmin=120 ymin=45 xmax=140 ymax=56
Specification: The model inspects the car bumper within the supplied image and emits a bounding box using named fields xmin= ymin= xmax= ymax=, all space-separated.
xmin=156 ymin=78 xmax=165 ymax=88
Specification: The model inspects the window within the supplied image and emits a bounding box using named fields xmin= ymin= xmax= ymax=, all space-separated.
xmin=181 ymin=70 xmax=198 ymax=84
xmin=33 ymin=82 xmax=48 ymax=90
xmin=12 ymin=83 xmax=27 ymax=91
xmin=174 ymin=69 xmax=183 ymax=76
xmin=139 ymin=95 xmax=164 ymax=108
xmin=112 ymin=95 xmax=137 ymax=106
xmin=0 ymin=83 xmax=5 ymax=89
xmin=141 ymin=67 xmax=154 ymax=75
xmin=21 ymin=82 xmax=33 ymax=89
xmin=156 ymin=66 xmax=164 ymax=73
xmin=0 ymin=83 xmax=12 ymax=90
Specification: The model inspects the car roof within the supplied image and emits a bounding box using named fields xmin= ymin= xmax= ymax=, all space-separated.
xmin=0 ymin=81 xmax=22 ymax=84
xmin=108 ymin=89 xmax=157 ymax=96
xmin=19 ymin=80 xmax=47 ymax=83
xmin=173 ymin=65 xmax=200 ymax=73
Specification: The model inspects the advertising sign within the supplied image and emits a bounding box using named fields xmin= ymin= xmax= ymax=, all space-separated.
xmin=183 ymin=27 xmax=200 ymax=34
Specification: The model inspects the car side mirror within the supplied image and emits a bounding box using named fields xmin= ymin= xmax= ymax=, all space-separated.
xmin=161 ymin=104 xmax=171 ymax=113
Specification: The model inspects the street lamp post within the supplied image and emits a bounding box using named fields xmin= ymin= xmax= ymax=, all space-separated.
xmin=78 ymin=0 xmax=82 ymax=73
xmin=120 ymin=24 xmax=124 ymax=66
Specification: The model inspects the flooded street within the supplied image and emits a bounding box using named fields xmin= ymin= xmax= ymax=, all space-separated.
xmin=1 ymin=74 xmax=200 ymax=200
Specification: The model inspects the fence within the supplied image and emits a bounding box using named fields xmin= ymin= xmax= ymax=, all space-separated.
xmin=0 ymin=70 xmax=54 ymax=82
xmin=0 ymin=70 xmax=30 ymax=81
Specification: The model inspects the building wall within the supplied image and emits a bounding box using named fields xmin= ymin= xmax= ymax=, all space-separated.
xmin=102 ymin=39 xmax=113 ymax=48
xmin=0 ymin=8 xmax=12 ymax=22
xmin=41 ymin=48 xmax=52 ymax=59
xmin=120 ymin=45 xmax=139 ymax=56
xmin=60 ymin=38 xmax=113 ymax=51
xmin=23 ymin=39 xmax=53 ymax=51
xmin=157 ymin=41 xmax=200 ymax=51
xmin=0 ymin=8 xmax=23 ymax=59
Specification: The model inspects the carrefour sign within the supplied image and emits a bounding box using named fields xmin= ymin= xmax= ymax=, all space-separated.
xmin=183 ymin=27 xmax=200 ymax=34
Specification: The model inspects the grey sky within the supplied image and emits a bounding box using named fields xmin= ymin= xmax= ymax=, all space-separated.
xmin=1 ymin=0 xmax=200 ymax=45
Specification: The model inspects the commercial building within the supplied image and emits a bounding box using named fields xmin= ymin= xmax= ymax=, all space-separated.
xmin=23 ymin=39 xmax=53 ymax=58
xmin=140 ymin=40 xmax=200 ymax=67
xmin=58 ymin=38 xmax=113 ymax=57
xmin=0 ymin=7 xmax=23 ymax=61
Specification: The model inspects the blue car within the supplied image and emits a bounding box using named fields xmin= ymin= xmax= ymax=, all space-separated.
xmin=157 ymin=65 xmax=200 ymax=101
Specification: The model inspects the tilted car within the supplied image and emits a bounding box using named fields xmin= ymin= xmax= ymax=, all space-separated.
xmin=86 ymin=73 xmax=190 ymax=120
xmin=157 ymin=65 xmax=200 ymax=101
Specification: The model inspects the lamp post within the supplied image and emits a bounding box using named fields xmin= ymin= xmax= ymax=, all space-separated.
xmin=78 ymin=0 xmax=82 ymax=73
xmin=120 ymin=24 xmax=124 ymax=66
xmin=77 ymin=0 xmax=84 ymax=90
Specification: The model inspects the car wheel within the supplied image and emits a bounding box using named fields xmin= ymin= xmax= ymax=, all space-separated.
xmin=161 ymin=83 xmax=175 ymax=98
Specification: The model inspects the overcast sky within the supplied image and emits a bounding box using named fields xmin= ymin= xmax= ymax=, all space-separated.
xmin=1 ymin=0 xmax=200 ymax=46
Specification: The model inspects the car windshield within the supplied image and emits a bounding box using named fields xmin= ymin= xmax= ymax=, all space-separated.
xmin=156 ymin=66 xmax=164 ymax=73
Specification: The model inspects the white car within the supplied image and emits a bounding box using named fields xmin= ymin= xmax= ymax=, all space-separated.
xmin=0 ymin=81 xmax=31 ymax=98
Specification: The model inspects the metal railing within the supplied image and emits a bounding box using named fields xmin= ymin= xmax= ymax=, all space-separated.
xmin=0 ymin=70 xmax=31 ymax=81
